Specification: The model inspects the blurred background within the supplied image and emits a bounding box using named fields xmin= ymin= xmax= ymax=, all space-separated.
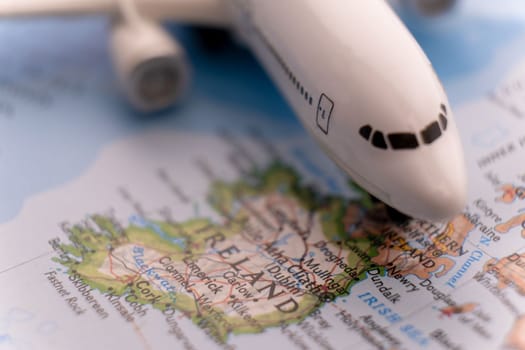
xmin=1 ymin=0 xmax=525 ymax=222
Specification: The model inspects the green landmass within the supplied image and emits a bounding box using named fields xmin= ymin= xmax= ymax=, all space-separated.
xmin=53 ymin=162 xmax=386 ymax=343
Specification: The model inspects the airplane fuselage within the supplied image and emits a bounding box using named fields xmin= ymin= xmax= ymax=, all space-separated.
xmin=227 ymin=0 xmax=467 ymax=221
xmin=0 ymin=0 xmax=468 ymax=221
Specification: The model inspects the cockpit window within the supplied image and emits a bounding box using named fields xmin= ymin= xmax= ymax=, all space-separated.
xmin=372 ymin=131 xmax=388 ymax=149
xmin=388 ymin=133 xmax=419 ymax=149
xmin=439 ymin=103 xmax=448 ymax=130
xmin=439 ymin=113 xmax=448 ymax=130
xmin=359 ymin=125 xmax=372 ymax=140
xmin=421 ymin=121 xmax=442 ymax=144
xmin=359 ymin=103 xmax=448 ymax=151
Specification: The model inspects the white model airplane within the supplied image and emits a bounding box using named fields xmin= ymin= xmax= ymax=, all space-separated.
xmin=0 ymin=0 xmax=466 ymax=221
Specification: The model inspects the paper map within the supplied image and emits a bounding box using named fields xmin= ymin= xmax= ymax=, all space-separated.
xmin=3 ymin=2 xmax=525 ymax=349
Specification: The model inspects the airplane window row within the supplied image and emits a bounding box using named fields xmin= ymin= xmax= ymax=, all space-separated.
xmin=253 ymin=24 xmax=313 ymax=106
xmin=359 ymin=104 xmax=448 ymax=150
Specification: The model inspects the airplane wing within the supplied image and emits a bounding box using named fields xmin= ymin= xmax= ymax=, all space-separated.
xmin=0 ymin=0 xmax=231 ymax=26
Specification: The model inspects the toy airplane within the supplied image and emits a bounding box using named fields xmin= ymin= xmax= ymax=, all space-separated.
xmin=0 ymin=0 xmax=467 ymax=221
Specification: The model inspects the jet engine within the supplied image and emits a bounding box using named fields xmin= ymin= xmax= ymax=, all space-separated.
xmin=110 ymin=10 xmax=190 ymax=111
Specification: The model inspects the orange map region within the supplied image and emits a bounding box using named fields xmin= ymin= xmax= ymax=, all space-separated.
xmin=439 ymin=303 xmax=478 ymax=317
xmin=506 ymin=316 xmax=525 ymax=350
xmin=484 ymin=253 xmax=525 ymax=294
xmin=371 ymin=214 xmax=474 ymax=280
xmin=496 ymin=184 xmax=525 ymax=204
xmin=495 ymin=213 xmax=525 ymax=238
xmin=433 ymin=215 xmax=474 ymax=258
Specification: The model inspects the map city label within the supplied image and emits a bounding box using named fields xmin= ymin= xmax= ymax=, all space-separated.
xmin=159 ymin=255 xmax=195 ymax=292
xmin=68 ymin=272 xmax=109 ymax=319
xmin=162 ymin=306 xmax=197 ymax=350
xmin=457 ymin=313 xmax=492 ymax=340
xmin=472 ymin=272 xmax=520 ymax=316
xmin=44 ymin=270 xmax=86 ymax=316
xmin=296 ymin=318 xmax=334 ymax=350
xmin=418 ymin=279 xmax=457 ymax=306
xmin=367 ymin=268 xmax=403 ymax=303
xmin=182 ymin=257 xmax=225 ymax=295
xmin=484 ymin=255 xmax=525 ymax=295
xmin=44 ymin=270 xmax=70 ymax=298
xmin=123 ymin=293 xmax=148 ymax=317
xmin=103 ymin=291 xmax=137 ymax=322
xmin=64 ymin=297 xmax=87 ymax=316
xmin=473 ymin=199 xmax=503 ymax=224
xmin=429 ymin=329 xmax=464 ymax=350
xmin=507 ymin=253 xmax=525 ymax=269
xmin=361 ymin=315 xmax=402 ymax=348
xmin=193 ymin=293 xmax=238 ymax=350
xmin=462 ymin=209 xmax=501 ymax=244
xmin=279 ymin=323 xmax=310 ymax=350
xmin=313 ymin=240 xmax=360 ymax=278
xmin=309 ymin=309 xmax=331 ymax=330
xmin=48 ymin=237 xmax=71 ymax=263
xmin=223 ymin=271 xmax=256 ymax=299
xmin=334 ymin=309 xmax=397 ymax=349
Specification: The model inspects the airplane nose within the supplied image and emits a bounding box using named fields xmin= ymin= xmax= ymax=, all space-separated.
xmin=407 ymin=160 xmax=468 ymax=222
xmin=390 ymin=144 xmax=468 ymax=222
xmin=417 ymin=177 xmax=467 ymax=221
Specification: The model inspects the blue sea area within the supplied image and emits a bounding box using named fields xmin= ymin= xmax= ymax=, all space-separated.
xmin=2 ymin=2 xmax=525 ymax=223
xmin=398 ymin=3 xmax=525 ymax=103
xmin=0 ymin=19 xmax=296 ymax=223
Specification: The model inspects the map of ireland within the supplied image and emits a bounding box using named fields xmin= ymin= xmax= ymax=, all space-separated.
xmin=5 ymin=3 xmax=525 ymax=349
xmin=51 ymin=163 xmax=385 ymax=344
